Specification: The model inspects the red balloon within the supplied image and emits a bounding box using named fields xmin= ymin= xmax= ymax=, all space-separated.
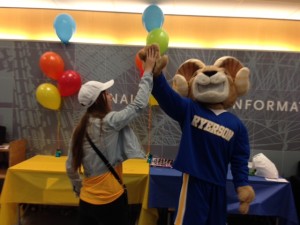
xmin=39 ymin=51 xmax=65 ymax=80
xmin=57 ymin=70 xmax=82 ymax=96
xmin=135 ymin=52 xmax=144 ymax=77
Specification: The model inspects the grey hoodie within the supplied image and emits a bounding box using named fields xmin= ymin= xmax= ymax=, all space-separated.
xmin=66 ymin=72 xmax=153 ymax=194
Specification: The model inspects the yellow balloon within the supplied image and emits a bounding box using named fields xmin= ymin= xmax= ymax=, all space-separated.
xmin=149 ymin=95 xmax=158 ymax=106
xmin=36 ymin=83 xmax=61 ymax=110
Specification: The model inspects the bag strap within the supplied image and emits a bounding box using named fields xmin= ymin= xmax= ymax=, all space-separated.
xmin=85 ymin=132 xmax=126 ymax=190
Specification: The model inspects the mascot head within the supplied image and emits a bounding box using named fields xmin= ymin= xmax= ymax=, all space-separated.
xmin=172 ymin=57 xmax=250 ymax=109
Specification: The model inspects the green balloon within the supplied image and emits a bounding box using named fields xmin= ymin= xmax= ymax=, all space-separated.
xmin=146 ymin=28 xmax=169 ymax=55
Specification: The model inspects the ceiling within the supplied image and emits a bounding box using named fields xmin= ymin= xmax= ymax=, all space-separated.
xmin=1 ymin=0 xmax=300 ymax=20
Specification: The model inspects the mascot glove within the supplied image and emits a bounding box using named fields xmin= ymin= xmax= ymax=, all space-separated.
xmin=237 ymin=185 xmax=255 ymax=214
xmin=138 ymin=44 xmax=168 ymax=77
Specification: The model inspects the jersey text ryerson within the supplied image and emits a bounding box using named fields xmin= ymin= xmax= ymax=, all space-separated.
xmin=191 ymin=115 xmax=234 ymax=141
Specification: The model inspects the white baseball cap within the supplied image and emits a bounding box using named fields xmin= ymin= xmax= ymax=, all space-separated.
xmin=78 ymin=80 xmax=114 ymax=107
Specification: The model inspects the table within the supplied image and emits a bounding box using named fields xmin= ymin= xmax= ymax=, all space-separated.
xmin=149 ymin=167 xmax=299 ymax=225
xmin=0 ymin=155 xmax=158 ymax=225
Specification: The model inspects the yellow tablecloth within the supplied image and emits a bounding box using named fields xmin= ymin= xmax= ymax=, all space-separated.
xmin=0 ymin=155 xmax=158 ymax=225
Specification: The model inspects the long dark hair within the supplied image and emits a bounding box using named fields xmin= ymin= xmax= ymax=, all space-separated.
xmin=71 ymin=91 xmax=111 ymax=171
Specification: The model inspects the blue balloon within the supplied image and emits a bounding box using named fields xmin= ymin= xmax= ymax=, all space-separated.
xmin=54 ymin=14 xmax=76 ymax=44
xmin=142 ymin=4 xmax=164 ymax=32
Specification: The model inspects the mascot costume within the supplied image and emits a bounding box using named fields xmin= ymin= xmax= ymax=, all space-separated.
xmin=139 ymin=44 xmax=255 ymax=225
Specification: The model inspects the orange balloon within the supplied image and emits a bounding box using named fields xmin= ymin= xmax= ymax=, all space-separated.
xmin=39 ymin=51 xmax=65 ymax=80
xmin=135 ymin=51 xmax=144 ymax=77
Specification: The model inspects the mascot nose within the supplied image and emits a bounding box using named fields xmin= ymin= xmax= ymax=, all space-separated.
xmin=203 ymin=71 xmax=217 ymax=77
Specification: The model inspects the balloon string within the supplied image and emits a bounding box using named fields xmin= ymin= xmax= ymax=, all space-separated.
xmin=56 ymin=110 xmax=61 ymax=150
xmin=147 ymin=105 xmax=152 ymax=155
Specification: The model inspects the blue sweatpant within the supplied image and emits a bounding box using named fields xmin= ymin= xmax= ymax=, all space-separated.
xmin=174 ymin=173 xmax=227 ymax=225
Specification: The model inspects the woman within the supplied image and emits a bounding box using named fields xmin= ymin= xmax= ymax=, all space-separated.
xmin=66 ymin=45 xmax=158 ymax=225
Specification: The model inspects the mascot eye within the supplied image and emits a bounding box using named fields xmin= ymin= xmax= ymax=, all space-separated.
xmin=203 ymin=71 xmax=217 ymax=77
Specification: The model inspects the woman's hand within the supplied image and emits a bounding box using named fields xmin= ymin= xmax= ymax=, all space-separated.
xmin=143 ymin=45 xmax=159 ymax=74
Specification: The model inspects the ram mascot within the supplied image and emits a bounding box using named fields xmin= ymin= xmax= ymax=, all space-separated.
xmin=139 ymin=44 xmax=255 ymax=225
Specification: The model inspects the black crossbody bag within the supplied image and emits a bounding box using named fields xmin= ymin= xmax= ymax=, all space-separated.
xmin=85 ymin=133 xmax=128 ymax=202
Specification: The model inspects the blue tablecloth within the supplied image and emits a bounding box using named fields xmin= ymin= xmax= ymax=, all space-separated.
xmin=149 ymin=167 xmax=299 ymax=225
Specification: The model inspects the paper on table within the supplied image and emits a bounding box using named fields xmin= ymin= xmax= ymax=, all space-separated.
xmin=252 ymin=153 xmax=279 ymax=179
xmin=265 ymin=177 xmax=288 ymax=183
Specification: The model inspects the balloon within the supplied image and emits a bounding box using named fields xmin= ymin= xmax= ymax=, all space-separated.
xmin=58 ymin=70 xmax=82 ymax=97
xmin=54 ymin=13 xmax=76 ymax=44
xmin=142 ymin=4 xmax=164 ymax=32
xmin=135 ymin=52 xmax=144 ymax=77
xmin=149 ymin=95 xmax=158 ymax=106
xmin=146 ymin=28 xmax=169 ymax=55
xmin=36 ymin=83 xmax=61 ymax=110
xmin=39 ymin=51 xmax=65 ymax=80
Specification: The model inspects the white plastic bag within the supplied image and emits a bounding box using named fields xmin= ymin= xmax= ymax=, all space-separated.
xmin=252 ymin=153 xmax=279 ymax=179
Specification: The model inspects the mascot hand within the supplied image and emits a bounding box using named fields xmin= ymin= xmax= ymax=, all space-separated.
xmin=237 ymin=185 xmax=255 ymax=214
xmin=138 ymin=44 xmax=168 ymax=77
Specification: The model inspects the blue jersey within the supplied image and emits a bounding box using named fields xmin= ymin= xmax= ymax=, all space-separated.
xmin=152 ymin=75 xmax=250 ymax=189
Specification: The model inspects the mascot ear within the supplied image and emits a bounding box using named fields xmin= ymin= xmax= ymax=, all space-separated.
xmin=214 ymin=56 xmax=250 ymax=96
xmin=172 ymin=59 xmax=205 ymax=97
xmin=235 ymin=67 xmax=250 ymax=96
xmin=173 ymin=74 xmax=189 ymax=96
